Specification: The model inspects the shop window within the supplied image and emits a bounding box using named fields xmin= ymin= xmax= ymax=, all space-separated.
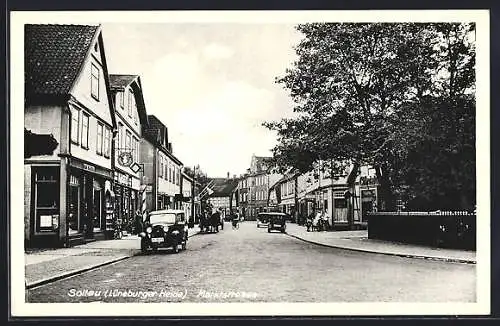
xmin=70 ymin=107 xmax=80 ymax=144
xmin=96 ymin=122 xmax=103 ymax=155
xmin=91 ymin=63 xmax=100 ymax=101
xmin=334 ymin=198 xmax=347 ymax=209
xmin=80 ymin=112 xmax=89 ymax=149
xmin=34 ymin=167 xmax=59 ymax=233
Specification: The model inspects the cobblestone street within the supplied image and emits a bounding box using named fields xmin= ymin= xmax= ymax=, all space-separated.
xmin=27 ymin=222 xmax=476 ymax=303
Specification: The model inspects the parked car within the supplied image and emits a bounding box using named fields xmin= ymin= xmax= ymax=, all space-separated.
xmin=265 ymin=212 xmax=287 ymax=233
xmin=256 ymin=213 xmax=269 ymax=228
xmin=139 ymin=209 xmax=188 ymax=254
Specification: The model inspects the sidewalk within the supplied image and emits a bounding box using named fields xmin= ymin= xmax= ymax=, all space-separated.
xmin=25 ymin=229 xmax=200 ymax=289
xmin=285 ymin=223 xmax=476 ymax=264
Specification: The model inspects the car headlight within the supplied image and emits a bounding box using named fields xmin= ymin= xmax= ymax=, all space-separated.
xmin=146 ymin=227 xmax=152 ymax=234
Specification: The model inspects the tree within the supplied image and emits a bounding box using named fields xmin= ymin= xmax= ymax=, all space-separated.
xmin=265 ymin=23 xmax=475 ymax=211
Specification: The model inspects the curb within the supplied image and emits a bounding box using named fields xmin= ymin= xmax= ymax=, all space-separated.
xmin=26 ymin=231 xmax=202 ymax=290
xmin=285 ymin=232 xmax=476 ymax=265
xmin=26 ymin=254 xmax=136 ymax=289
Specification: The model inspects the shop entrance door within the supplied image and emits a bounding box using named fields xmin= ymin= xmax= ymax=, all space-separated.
xmin=93 ymin=189 xmax=102 ymax=232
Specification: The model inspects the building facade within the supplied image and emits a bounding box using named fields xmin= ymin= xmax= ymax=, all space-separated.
xmin=207 ymin=177 xmax=239 ymax=220
xmin=24 ymin=24 xmax=116 ymax=247
xmin=140 ymin=115 xmax=183 ymax=213
xmin=109 ymin=74 xmax=149 ymax=233
xmin=293 ymin=162 xmax=377 ymax=229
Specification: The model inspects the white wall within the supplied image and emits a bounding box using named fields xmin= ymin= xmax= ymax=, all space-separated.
xmin=70 ymin=33 xmax=113 ymax=128
xmin=69 ymin=103 xmax=112 ymax=170
xmin=157 ymin=151 xmax=181 ymax=195
xmin=114 ymin=87 xmax=141 ymax=136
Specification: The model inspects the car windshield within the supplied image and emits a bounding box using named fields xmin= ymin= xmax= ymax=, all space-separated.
xmin=149 ymin=213 xmax=177 ymax=224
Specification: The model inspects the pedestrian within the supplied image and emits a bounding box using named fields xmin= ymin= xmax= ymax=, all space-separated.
xmin=321 ymin=209 xmax=331 ymax=231
xmin=134 ymin=209 xmax=143 ymax=234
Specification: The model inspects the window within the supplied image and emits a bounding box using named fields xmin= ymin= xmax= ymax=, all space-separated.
xmin=91 ymin=63 xmax=99 ymax=100
xmin=34 ymin=167 xmax=59 ymax=233
xmin=166 ymin=161 xmax=170 ymax=183
xmin=133 ymin=137 xmax=139 ymax=162
xmin=125 ymin=130 xmax=131 ymax=151
xmin=104 ymin=127 xmax=111 ymax=158
xmin=70 ymin=107 xmax=80 ymax=144
xmin=96 ymin=122 xmax=103 ymax=155
xmin=133 ymin=104 xmax=138 ymax=125
xmin=80 ymin=112 xmax=89 ymax=149
xmin=167 ymin=161 xmax=172 ymax=182
xmin=128 ymin=91 xmax=134 ymax=117
xmin=159 ymin=156 xmax=163 ymax=178
xmin=120 ymin=91 xmax=124 ymax=109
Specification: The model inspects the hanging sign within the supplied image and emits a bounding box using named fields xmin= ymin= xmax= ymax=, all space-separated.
xmin=118 ymin=152 xmax=133 ymax=167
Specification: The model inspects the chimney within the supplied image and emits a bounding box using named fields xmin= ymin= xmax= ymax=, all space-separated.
xmin=227 ymin=172 xmax=230 ymax=179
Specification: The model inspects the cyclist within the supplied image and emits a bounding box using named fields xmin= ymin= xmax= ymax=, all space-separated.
xmin=232 ymin=212 xmax=240 ymax=229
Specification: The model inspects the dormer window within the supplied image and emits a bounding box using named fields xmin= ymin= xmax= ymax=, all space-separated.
xmin=91 ymin=63 xmax=99 ymax=101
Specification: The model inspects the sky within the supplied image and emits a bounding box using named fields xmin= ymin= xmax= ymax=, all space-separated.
xmin=100 ymin=23 xmax=302 ymax=178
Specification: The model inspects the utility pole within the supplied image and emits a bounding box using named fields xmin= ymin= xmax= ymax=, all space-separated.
xmin=190 ymin=165 xmax=196 ymax=227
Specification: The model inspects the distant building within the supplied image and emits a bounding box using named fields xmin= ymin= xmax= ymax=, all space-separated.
xmin=207 ymin=174 xmax=239 ymax=220
xmin=24 ymin=24 xmax=116 ymax=247
xmin=237 ymin=155 xmax=281 ymax=220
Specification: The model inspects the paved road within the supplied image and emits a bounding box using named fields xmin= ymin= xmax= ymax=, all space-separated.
xmin=28 ymin=222 xmax=475 ymax=303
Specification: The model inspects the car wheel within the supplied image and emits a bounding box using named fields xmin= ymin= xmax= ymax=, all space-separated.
xmin=268 ymin=228 xmax=271 ymax=233
xmin=173 ymin=243 xmax=180 ymax=254
xmin=182 ymin=241 xmax=187 ymax=251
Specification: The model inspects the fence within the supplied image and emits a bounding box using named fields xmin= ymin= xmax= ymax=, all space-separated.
xmin=367 ymin=211 xmax=476 ymax=250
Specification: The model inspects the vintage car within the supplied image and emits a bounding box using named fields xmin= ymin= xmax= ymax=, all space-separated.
xmin=266 ymin=212 xmax=287 ymax=233
xmin=256 ymin=213 xmax=269 ymax=228
xmin=139 ymin=209 xmax=188 ymax=254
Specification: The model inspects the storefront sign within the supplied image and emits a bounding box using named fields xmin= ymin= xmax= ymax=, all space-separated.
xmin=83 ymin=163 xmax=96 ymax=172
xmin=70 ymin=158 xmax=112 ymax=179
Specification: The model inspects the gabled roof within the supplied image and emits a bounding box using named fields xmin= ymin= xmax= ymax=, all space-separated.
xmin=25 ymin=24 xmax=117 ymax=130
xmin=25 ymin=24 xmax=99 ymax=101
xmin=208 ymin=178 xmax=239 ymax=198
xmin=109 ymin=74 xmax=138 ymax=90
xmin=109 ymin=74 xmax=149 ymax=127
xmin=147 ymin=115 xmax=168 ymax=146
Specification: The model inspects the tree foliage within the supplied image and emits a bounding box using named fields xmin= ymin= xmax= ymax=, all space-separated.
xmin=264 ymin=23 xmax=475 ymax=211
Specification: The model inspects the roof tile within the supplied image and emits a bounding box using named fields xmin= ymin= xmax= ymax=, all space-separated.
xmin=25 ymin=24 xmax=99 ymax=99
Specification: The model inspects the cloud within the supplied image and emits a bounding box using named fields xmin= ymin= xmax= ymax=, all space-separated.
xmin=202 ymin=43 xmax=234 ymax=60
